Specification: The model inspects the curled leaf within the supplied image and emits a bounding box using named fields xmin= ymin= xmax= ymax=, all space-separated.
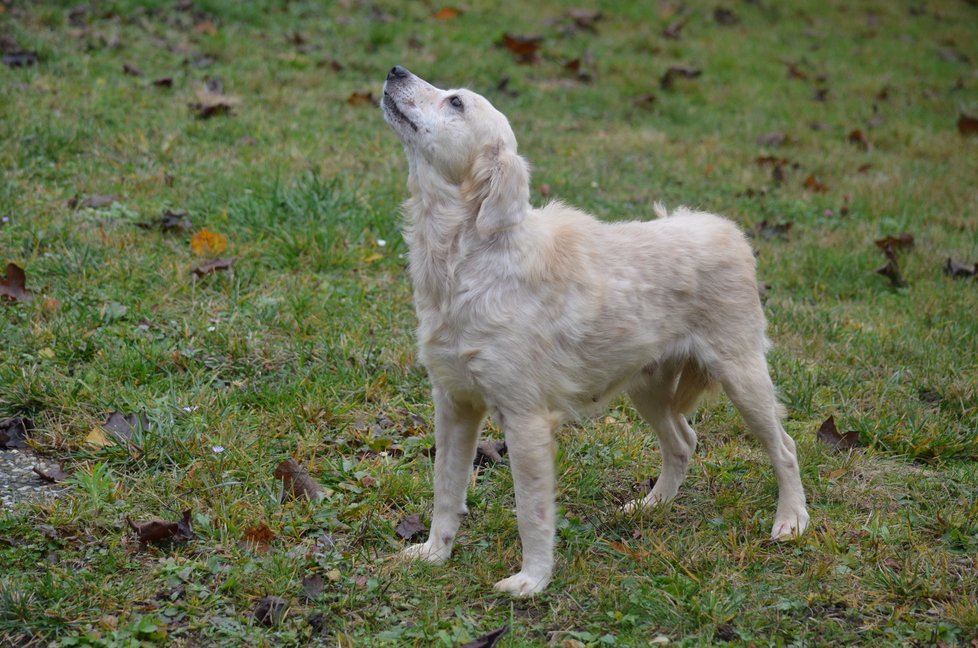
xmin=0 ymin=417 xmax=34 ymax=448
xmin=958 ymin=113 xmax=978 ymax=136
xmin=127 ymin=509 xmax=195 ymax=544
xmin=0 ymin=263 xmax=32 ymax=303
xmin=275 ymin=458 xmax=326 ymax=502
xmin=395 ymin=513 xmax=426 ymax=541
xmin=33 ymin=464 xmax=70 ymax=483
xmin=874 ymin=234 xmax=914 ymax=253
xmin=192 ymin=257 xmax=234 ymax=278
xmin=459 ymin=626 xmax=510 ymax=648
xmin=660 ymin=65 xmax=701 ymax=90
xmin=500 ymin=33 xmax=543 ymax=64
xmin=253 ymin=596 xmax=289 ymax=627
xmin=816 ymin=416 xmax=860 ymax=451
xmin=944 ymin=258 xmax=977 ymax=279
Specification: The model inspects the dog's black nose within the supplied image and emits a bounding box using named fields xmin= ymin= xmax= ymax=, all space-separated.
xmin=388 ymin=65 xmax=410 ymax=81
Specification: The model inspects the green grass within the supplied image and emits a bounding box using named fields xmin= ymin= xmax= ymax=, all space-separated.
xmin=2 ymin=0 xmax=977 ymax=645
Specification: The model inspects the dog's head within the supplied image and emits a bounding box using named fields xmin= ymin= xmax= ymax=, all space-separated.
xmin=382 ymin=66 xmax=530 ymax=235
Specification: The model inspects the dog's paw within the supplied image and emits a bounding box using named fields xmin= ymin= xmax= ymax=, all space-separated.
xmin=619 ymin=492 xmax=666 ymax=515
xmin=398 ymin=541 xmax=451 ymax=564
xmin=771 ymin=508 xmax=810 ymax=540
xmin=493 ymin=571 xmax=550 ymax=597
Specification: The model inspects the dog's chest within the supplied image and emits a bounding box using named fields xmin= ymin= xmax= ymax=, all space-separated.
xmin=415 ymin=305 xmax=483 ymax=396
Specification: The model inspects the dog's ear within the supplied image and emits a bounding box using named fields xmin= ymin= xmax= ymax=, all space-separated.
xmin=465 ymin=145 xmax=530 ymax=236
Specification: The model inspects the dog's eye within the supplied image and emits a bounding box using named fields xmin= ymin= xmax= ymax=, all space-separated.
xmin=449 ymin=96 xmax=463 ymax=110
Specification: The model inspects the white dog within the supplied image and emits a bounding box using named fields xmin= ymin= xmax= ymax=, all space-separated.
xmin=381 ymin=66 xmax=809 ymax=597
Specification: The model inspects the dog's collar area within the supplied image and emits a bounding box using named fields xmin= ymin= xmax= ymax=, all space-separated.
xmin=383 ymin=92 xmax=418 ymax=132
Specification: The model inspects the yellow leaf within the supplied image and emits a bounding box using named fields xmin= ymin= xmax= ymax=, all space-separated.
xmin=85 ymin=427 xmax=113 ymax=448
xmin=363 ymin=253 xmax=383 ymax=264
xmin=191 ymin=227 xmax=228 ymax=255
xmin=432 ymin=6 xmax=462 ymax=20
xmin=38 ymin=347 xmax=56 ymax=359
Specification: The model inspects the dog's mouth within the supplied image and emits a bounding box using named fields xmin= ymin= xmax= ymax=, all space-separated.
xmin=383 ymin=92 xmax=418 ymax=132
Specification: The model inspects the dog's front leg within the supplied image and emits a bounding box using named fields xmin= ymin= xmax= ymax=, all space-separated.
xmin=400 ymin=386 xmax=484 ymax=564
xmin=493 ymin=411 xmax=557 ymax=597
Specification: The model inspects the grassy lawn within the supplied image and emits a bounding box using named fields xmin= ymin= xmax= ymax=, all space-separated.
xmin=2 ymin=0 xmax=977 ymax=645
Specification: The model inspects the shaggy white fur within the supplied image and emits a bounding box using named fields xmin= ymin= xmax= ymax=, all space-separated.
xmin=381 ymin=66 xmax=809 ymax=597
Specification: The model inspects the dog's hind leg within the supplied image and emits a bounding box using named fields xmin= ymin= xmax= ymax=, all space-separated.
xmin=716 ymin=351 xmax=809 ymax=540
xmin=400 ymin=385 xmax=485 ymax=564
xmin=622 ymin=362 xmax=702 ymax=513
xmin=493 ymin=409 xmax=558 ymax=597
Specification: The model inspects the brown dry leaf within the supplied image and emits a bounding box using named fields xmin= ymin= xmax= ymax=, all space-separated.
xmin=127 ymin=509 xmax=195 ymax=544
xmin=122 ymin=62 xmax=143 ymax=77
xmin=71 ymin=194 xmax=118 ymax=210
xmin=876 ymin=245 xmax=908 ymax=288
xmin=152 ymin=77 xmax=174 ymax=88
xmin=474 ymin=440 xmax=507 ymax=466
xmin=0 ymin=417 xmax=33 ymax=449
xmin=242 ymin=524 xmax=276 ymax=552
xmin=302 ymin=573 xmax=325 ymax=600
xmin=33 ymin=464 xmax=70 ymax=483
xmin=816 ymin=416 xmax=860 ymax=451
xmin=660 ymin=65 xmax=701 ymax=90
xmin=874 ymin=234 xmax=914 ymax=253
xmin=275 ymin=458 xmax=327 ymax=502
xmin=714 ymin=7 xmax=740 ymax=25
xmin=194 ymin=20 xmax=218 ymax=35
xmin=101 ymin=412 xmax=147 ymax=457
xmin=459 ymin=626 xmax=510 ymax=648
xmin=944 ymin=258 xmax=978 ymax=279
xmin=431 ymin=6 xmax=462 ymax=20
xmin=662 ymin=15 xmax=689 ymax=39
xmin=139 ymin=209 xmax=193 ymax=233
xmin=958 ymin=113 xmax=978 ymax=136
xmin=190 ymin=227 xmax=228 ymax=255
xmin=756 ymin=132 xmax=789 ymax=147
xmin=568 ymin=8 xmax=602 ymax=31
xmin=784 ymin=61 xmax=808 ymax=80
xmin=190 ymin=86 xmax=239 ymax=119
xmin=346 ymin=91 xmax=375 ymax=106
xmin=633 ymin=93 xmax=657 ymax=110
xmin=803 ymin=174 xmax=828 ymax=193
xmin=395 ymin=513 xmax=426 ymax=541
xmin=253 ymin=596 xmax=289 ymax=627
xmin=846 ymin=128 xmax=872 ymax=151
xmin=609 ymin=540 xmax=651 ymax=561
xmin=0 ymin=263 xmax=33 ymax=303
xmin=192 ymin=257 xmax=234 ymax=278
xmin=501 ymin=33 xmax=543 ymax=64
xmin=751 ymin=220 xmax=793 ymax=240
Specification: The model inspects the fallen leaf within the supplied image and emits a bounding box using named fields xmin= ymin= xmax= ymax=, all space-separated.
xmin=846 ymin=129 xmax=872 ymax=151
xmin=662 ymin=15 xmax=689 ymax=39
xmin=459 ymin=626 xmax=510 ymax=648
xmin=803 ymin=174 xmax=828 ymax=193
xmin=33 ymin=464 xmax=70 ymax=483
xmin=815 ymin=416 xmax=860 ymax=450
xmin=192 ymin=257 xmax=235 ymax=278
xmin=395 ymin=513 xmax=426 ymax=541
xmin=122 ymin=62 xmax=143 ymax=77
xmin=103 ymin=412 xmax=149 ymax=444
xmin=751 ymin=220 xmax=792 ymax=240
xmin=876 ymin=245 xmax=908 ymax=288
xmin=242 ymin=524 xmax=275 ymax=552
xmin=346 ymin=91 xmax=375 ymax=106
xmin=139 ymin=209 xmax=193 ymax=233
xmin=567 ymin=9 xmax=602 ymax=31
xmin=275 ymin=458 xmax=327 ymax=502
xmin=474 ymin=440 xmax=507 ymax=466
xmin=609 ymin=540 xmax=650 ymax=561
xmin=194 ymin=20 xmax=218 ymax=35
xmin=152 ymin=77 xmax=174 ymax=88
xmin=633 ymin=93 xmax=657 ymax=110
xmin=857 ymin=163 xmax=873 ymax=173
xmin=73 ymin=194 xmax=118 ymax=210
xmin=944 ymin=258 xmax=977 ymax=279
xmin=190 ymin=227 xmax=228 ymax=255
xmin=190 ymin=86 xmax=239 ymax=119
xmin=0 ymin=263 xmax=33 ymax=303
xmin=784 ymin=61 xmax=808 ymax=80
xmin=826 ymin=467 xmax=847 ymax=480
xmin=127 ymin=509 xmax=195 ymax=544
xmin=253 ymin=596 xmax=289 ymax=627
xmin=3 ymin=51 xmax=39 ymax=68
xmin=874 ymin=234 xmax=914 ymax=253
xmin=0 ymin=417 xmax=33 ymax=449
xmin=714 ymin=7 xmax=739 ymax=25
xmin=84 ymin=426 xmax=113 ymax=448
xmin=958 ymin=113 xmax=978 ymax=136
xmin=302 ymin=573 xmax=325 ymax=600
xmin=431 ymin=6 xmax=462 ymax=20
xmin=813 ymin=87 xmax=829 ymax=102
xmin=756 ymin=132 xmax=789 ymax=147
xmin=500 ymin=33 xmax=543 ymax=64
xmin=660 ymin=65 xmax=701 ymax=90
xmin=539 ymin=183 xmax=551 ymax=197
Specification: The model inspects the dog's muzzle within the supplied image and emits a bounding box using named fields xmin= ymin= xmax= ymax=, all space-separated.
xmin=382 ymin=65 xmax=419 ymax=132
